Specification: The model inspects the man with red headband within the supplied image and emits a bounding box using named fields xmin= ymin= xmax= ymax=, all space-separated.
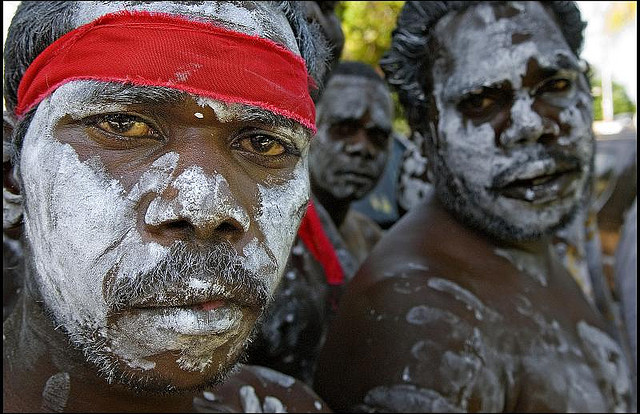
xmin=3 ymin=1 xmax=333 ymax=412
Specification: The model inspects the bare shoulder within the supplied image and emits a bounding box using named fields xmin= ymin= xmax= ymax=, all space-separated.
xmin=314 ymin=254 xmax=509 ymax=412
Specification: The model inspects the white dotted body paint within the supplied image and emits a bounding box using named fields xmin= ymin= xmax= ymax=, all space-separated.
xmin=239 ymin=385 xmax=261 ymax=413
xmin=361 ymin=384 xmax=461 ymax=412
xmin=577 ymin=321 xmax=632 ymax=412
xmin=494 ymin=247 xmax=548 ymax=287
xmin=405 ymin=305 xmax=460 ymax=325
xmin=251 ymin=365 xmax=297 ymax=388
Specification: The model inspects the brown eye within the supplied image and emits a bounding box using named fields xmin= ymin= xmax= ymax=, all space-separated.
xmin=96 ymin=114 xmax=158 ymax=139
xmin=458 ymin=89 xmax=499 ymax=117
xmin=240 ymin=135 xmax=286 ymax=156
xmin=537 ymin=78 xmax=571 ymax=94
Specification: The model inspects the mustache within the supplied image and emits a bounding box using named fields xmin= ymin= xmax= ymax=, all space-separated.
xmin=105 ymin=241 xmax=272 ymax=313
xmin=492 ymin=149 xmax=582 ymax=188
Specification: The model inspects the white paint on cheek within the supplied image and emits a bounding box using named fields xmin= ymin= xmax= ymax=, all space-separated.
xmin=241 ymin=238 xmax=271 ymax=275
xmin=256 ymin=159 xmax=310 ymax=289
xmin=22 ymin=123 xmax=173 ymax=308
xmin=437 ymin=103 xmax=497 ymax=191
xmin=22 ymin=96 xmax=132 ymax=328
xmin=194 ymin=112 xmax=204 ymax=119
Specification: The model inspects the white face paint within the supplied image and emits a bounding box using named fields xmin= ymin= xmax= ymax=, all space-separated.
xmin=256 ymin=157 xmax=310 ymax=290
xmin=13 ymin=0 xmax=317 ymax=389
xmin=310 ymin=75 xmax=392 ymax=202
xmin=428 ymin=1 xmax=595 ymax=242
xmin=20 ymin=77 xmax=310 ymax=388
xmin=194 ymin=95 xmax=311 ymax=293
xmin=21 ymin=83 xmax=174 ymax=370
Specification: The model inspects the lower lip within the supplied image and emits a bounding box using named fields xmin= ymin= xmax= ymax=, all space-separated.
xmin=497 ymin=172 xmax=580 ymax=204
xmin=130 ymin=303 xmax=241 ymax=336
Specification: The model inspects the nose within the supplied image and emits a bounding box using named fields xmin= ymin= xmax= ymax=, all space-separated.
xmin=344 ymin=128 xmax=376 ymax=160
xmin=499 ymin=94 xmax=559 ymax=148
xmin=143 ymin=166 xmax=250 ymax=244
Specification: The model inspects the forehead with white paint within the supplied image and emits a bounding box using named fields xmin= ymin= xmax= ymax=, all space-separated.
xmin=318 ymin=75 xmax=393 ymax=128
xmin=73 ymin=1 xmax=300 ymax=55
xmin=433 ymin=1 xmax=577 ymax=97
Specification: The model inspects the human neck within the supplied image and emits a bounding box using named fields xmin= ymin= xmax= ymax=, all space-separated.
xmin=4 ymin=295 xmax=193 ymax=412
xmin=3 ymin=266 xmax=194 ymax=412
xmin=311 ymin=183 xmax=351 ymax=227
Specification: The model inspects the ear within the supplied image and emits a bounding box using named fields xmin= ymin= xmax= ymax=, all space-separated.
xmin=4 ymin=111 xmax=23 ymax=238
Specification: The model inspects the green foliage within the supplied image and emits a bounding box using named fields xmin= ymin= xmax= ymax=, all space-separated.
xmin=335 ymin=1 xmax=409 ymax=135
xmin=589 ymin=72 xmax=637 ymax=121
xmin=335 ymin=1 xmax=405 ymax=66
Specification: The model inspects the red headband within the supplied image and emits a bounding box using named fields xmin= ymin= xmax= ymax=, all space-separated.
xmin=15 ymin=11 xmax=316 ymax=132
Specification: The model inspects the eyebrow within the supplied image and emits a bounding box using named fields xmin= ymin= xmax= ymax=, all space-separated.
xmin=548 ymin=53 xmax=583 ymax=72
xmin=77 ymin=81 xmax=312 ymax=137
xmin=84 ymin=82 xmax=186 ymax=106
xmin=443 ymin=80 xmax=511 ymax=103
xmin=235 ymin=106 xmax=300 ymax=131
xmin=324 ymin=113 xmax=360 ymax=124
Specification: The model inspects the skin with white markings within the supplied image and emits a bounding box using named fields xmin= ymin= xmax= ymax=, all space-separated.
xmin=3 ymin=2 xmax=331 ymax=412
xmin=314 ymin=2 xmax=634 ymax=412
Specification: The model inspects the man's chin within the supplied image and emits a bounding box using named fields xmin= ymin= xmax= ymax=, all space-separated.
xmin=98 ymin=350 xmax=244 ymax=395
xmin=438 ymin=188 xmax=575 ymax=243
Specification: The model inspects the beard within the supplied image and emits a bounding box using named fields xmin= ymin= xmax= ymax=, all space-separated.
xmin=34 ymin=240 xmax=275 ymax=394
xmin=430 ymin=149 xmax=592 ymax=244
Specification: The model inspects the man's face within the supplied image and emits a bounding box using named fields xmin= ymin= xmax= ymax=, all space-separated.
xmin=18 ymin=2 xmax=311 ymax=392
xmin=426 ymin=1 xmax=594 ymax=241
xmin=309 ymin=75 xmax=392 ymax=202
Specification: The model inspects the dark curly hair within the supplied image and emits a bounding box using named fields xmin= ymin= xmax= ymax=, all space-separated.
xmin=380 ymin=1 xmax=587 ymax=130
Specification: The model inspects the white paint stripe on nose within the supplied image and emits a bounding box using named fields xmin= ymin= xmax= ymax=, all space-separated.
xmin=144 ymin=166 xmax=250 ymax=232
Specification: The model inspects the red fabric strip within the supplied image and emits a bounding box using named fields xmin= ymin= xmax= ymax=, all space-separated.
xmin=297 ymin=201 xmax=345 ymax=286
xmin=16 ymin=11 xmax=316 ymax=132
